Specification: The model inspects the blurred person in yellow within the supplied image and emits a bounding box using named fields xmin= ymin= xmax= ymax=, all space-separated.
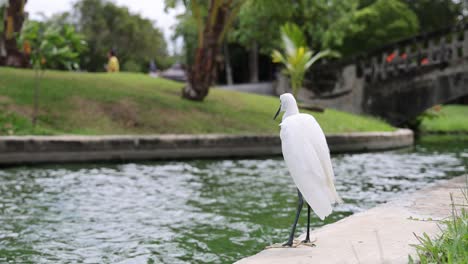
xmin=106 ymin=49 xmax=119 ymax=72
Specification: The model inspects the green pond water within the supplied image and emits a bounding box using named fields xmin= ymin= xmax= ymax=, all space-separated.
xmin=0 ymin=136 xmax=467 ymax=264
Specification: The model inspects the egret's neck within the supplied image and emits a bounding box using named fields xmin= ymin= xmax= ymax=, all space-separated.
xmin=282 ymin=104 xmax=300 ymax=121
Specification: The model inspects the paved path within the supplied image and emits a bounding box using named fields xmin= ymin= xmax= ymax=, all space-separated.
xmin=235 ymin=176 xmax=466 ymax=264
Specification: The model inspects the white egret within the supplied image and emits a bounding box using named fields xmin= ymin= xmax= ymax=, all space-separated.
xmin=274 ymin=93 xmax=342 ymax=247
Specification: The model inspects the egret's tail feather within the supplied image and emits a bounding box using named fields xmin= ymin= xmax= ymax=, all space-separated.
xmin=313 ymin=207 xmax=329 ymax=220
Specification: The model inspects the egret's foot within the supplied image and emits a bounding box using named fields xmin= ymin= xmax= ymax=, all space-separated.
xmin=282 ymin=241 xmax=293 ymax=247
xmin=265 ymin=239 xmax=302 ymax=249
xmin=299 ymin=237 xmax=317 ymax=247
xmin=300 ymin=241 xmax=316 ymax=247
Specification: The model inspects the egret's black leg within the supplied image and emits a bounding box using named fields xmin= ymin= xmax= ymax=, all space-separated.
xmin=283 ymin=189 xmax=303 ymax=247
xmin=302 ymin=205 xmax=311 ymax=243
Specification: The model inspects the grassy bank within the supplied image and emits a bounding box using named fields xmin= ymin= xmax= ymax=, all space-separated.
xmin=421 ymin=105 xmax=468 ymax=133
xmin=0 ymin=67 xmax=394 ymax=135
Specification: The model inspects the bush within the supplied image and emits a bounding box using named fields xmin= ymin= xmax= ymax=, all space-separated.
xmin=122 ymin=60 xmax=142 ymax=72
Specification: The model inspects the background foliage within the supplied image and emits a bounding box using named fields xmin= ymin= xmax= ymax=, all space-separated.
xmin=3 ymin=0 xmax=466 ymax=76
xmin=72 ymin=0 xmax=169 ymax=72
xmin=341 ymin=0 xmax=420 ymax=56
xmin=19 ymin=20 xmax=86 ymax=70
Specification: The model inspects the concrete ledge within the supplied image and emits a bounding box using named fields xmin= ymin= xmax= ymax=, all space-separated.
xmin=0 ymin=129 xmax=413 ymax=165
xmin=326 ymin=128 xmax=413 ymax=153
xmin=235 ymin=175 xmax=466 ymax=264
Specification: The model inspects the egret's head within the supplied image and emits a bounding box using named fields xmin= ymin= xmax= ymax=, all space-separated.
xmin=273 ymin=93 xmax=297 ymax=120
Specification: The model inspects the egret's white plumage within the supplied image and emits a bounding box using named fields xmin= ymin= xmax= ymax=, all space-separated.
xmin=278 ymin=93 xmax=342 ymax=220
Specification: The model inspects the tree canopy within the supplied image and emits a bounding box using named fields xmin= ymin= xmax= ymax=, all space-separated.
xmin=229 ymin=0 xmax=292 ymax=55
xmin=170 ymin=0 xmax=461 ymax=61
xmin=403 ymin=0 xmax=462 ymax=32
xmin=187 ymin=0 xmax=359 ymax=56
xmin=72 ymin=0 xmax=169 ymax=72
xmin=359 ymin=0 xmax=462 ymax=33
xmin=341 ymin=0 xmax=419 ymax=56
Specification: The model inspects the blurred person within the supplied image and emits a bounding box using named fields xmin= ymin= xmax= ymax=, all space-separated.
xmin=106 ymin=49 xmax=119 ymax=72
xmin=149 ymin=59 xmax=159 ymax=77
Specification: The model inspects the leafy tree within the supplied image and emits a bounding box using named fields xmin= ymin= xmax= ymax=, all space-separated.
xmin=167 ymin=0 xmax=357 ymax=100
xmin=231 ymin=1 xmax=291 ymax=54
xmin=232 ymin=0 xmax=358 ymax=53
xmin=341 ymin=0 xmax=419 ymax=56
xmin=360 ymin=0 xmax=462 ymax=33
xmin=73 ymin=0 xmax=168 ymax=72
xmin=171 ymin=5 xmax=201 ymax=67
xmin=229 ymin=0 xmax=357 ymax=82
xmin=298 ymin=0 xmax=359 ymax=51
xmin=19 ymin=20 xmax=86 ymax=126
xmin=228 ymin=1 xmax=292 ymax=83
xmin=272 ymin=23 xmax=338 ymax=97
xmin=166 ymin=0 xmax=246 ymax=101
xmin=403 ymin=0 xmax=461 ymax=32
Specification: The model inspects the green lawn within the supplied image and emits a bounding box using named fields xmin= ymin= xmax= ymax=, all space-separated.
xmin=0 ymin=67 xmax=394 ymax=135
xmin=421 ymin=105 xmax=468 ymax=133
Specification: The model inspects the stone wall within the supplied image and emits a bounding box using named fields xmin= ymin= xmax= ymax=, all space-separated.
xmin=0 ymin=130 xmax=413 ymax=165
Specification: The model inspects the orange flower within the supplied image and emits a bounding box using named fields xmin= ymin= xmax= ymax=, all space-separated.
xmin=41 ymin=57 xmax=47 ymax=65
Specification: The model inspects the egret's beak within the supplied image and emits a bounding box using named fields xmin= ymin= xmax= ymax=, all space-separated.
xmin=273 ymin=105 xmax=281 ymax=120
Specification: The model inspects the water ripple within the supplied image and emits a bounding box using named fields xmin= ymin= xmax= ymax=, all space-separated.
xmin=0 ymin=139 xmax=466 ymax=263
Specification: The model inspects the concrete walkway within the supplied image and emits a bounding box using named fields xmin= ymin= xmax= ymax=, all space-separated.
xmin=235 ymin=176 xmax=467 ymax=264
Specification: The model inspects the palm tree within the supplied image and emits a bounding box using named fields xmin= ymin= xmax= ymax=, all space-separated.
xmin=271 ymin=23 xmax=339 ymax=97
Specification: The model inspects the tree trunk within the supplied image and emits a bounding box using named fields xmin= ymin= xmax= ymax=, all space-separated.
xmin=0 ymin=36 xmax=5 ymax=65
xmin=182 ymin=0 xmax=229 ymax=101
xmin=249 ymin=41 xmax=259 ymax=83
xmin=32 ymin=68 xmax=40 ymax=127
xmin=1 ymin=0 xmax=28 ymax=67
xmin=224 ymin=43 xmax=233 ymax=85
xmin=0 ymin=4 xmax=7 ymax=64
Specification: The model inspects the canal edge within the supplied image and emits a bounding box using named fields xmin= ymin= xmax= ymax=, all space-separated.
xmin=0 ymin=129 xmax=413 ymax=165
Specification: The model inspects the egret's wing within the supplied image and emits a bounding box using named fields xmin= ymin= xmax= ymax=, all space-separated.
xmin=303 ymin=114 xmax=343 ymax=205
xmin=280 ymin=114 xmax=341 ymax=220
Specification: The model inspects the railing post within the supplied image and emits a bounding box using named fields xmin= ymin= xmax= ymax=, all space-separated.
xmin=427 ymin=39 xmax=436 ymax=65
xmin=392 ymin=49 xmax=399 ymax=76
xmin=402 ymin=45 xmax=411 ymax=73
xmin=380 ymin=52 xmax=387 ymax=80
xmin=463 ymin=30 xmax=468 ymax=58
xmin=449 ymin=32 xmax=459 ymax=61
xmin=453 ymin=30 xmax=461 ymax=61
xmin=371 ymin=56 xmax=379 ymax=82
xmin=440 ymin=36 xmax=447 ymax=62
